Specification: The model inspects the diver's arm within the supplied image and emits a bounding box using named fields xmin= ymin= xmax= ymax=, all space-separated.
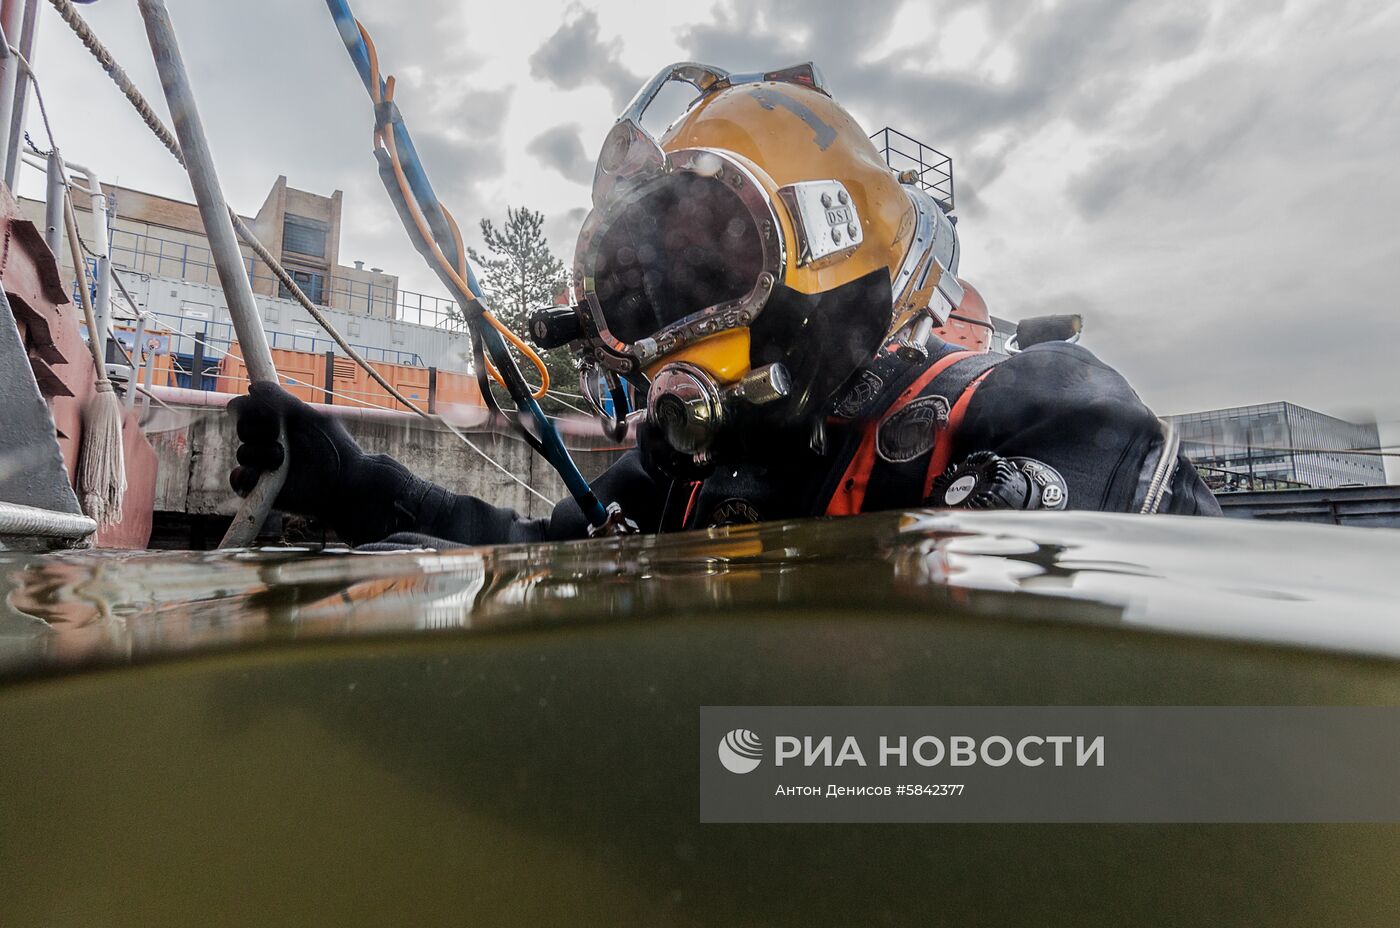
xmin=229 ymin=384 xmax=666 ymax=546
xmin=399 ymin=450 xmax=666 ymax=546
xmin=952 ymin=342 xmax=1221 ymax=515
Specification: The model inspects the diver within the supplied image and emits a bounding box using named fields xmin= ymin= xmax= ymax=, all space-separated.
xmin=228 ymin=62 xmax=1219 ymax=548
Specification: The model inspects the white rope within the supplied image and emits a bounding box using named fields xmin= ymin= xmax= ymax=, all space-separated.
xmin=434 ymin=420 xmax=554 ymax=505
xmin=7 ymin=46 xmax=58 ymax=152
xmin=542 ymin=391 xmax=593 ymax=417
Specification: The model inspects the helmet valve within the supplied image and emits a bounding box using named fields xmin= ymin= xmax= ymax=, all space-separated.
xmin=723 ymin=362 xmax=791 ymax=406
xmin=528 ymin=305 xmax=584 ymax=351
xmin=647 ymin=363 xmax=726 ymax=457
xmin=896 ymin=313 xmax=936 ymax=361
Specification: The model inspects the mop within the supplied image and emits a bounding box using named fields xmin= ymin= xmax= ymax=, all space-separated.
xmin=64 ymin=183 xmax=125 ymax=526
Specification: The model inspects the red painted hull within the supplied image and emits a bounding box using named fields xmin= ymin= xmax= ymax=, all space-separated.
xmin=1 ymin=185 xmax=156 ymax=548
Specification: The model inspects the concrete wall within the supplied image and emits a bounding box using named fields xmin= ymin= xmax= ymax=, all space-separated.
xmin=145 ymin=403 xmax=628 ymax=528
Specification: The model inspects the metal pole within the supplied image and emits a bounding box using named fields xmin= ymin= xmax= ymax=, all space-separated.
xmin=139 ymin=0 xmax=285 ymax=548
xmin=0 ymin=10 xmax=17 ymax=187
xmin=125 ymin=314 xmax=146 ymax=409
xmin=95 ymin=251 xmax=113 ymax=359
xmin=138 ymin=3 xmax=272 ymax=380
xmin=189 ymin=330 xmax=205 ymax=391
xmin=2 ymin=0 xmax=35 ymax=189
xmin=141 ymin=331 xmax=156 ymax=407
xmin=71 ymin=166 xmax=115 ymax=373
xmin=322 ymin=349 xmax=334 ymax=405
xmin=42 ymin=148 xmax=62 ymax=255
xmin=93 ymin=201 xmax=112 ymax=368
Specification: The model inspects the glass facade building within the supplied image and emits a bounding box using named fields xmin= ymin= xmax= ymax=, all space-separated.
xmin=988 ymin=316 xmax=1015 ymax=355
xmin=1166 ymin=402 xmax=1385 ymax=491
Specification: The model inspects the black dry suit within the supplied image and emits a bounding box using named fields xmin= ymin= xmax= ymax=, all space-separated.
xmin=228 ymin=335 xmax=1220 ymax=550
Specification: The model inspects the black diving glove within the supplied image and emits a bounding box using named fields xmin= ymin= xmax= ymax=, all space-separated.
xmin=228 ymin=383 xmax=439 ymax=544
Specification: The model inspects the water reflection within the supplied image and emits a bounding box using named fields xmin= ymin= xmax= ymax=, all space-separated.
xmin=3 ymin=509 xmax=1400 ymax=675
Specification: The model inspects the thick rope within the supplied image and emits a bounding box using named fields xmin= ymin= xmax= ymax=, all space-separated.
xmin=47 ymin=0 xmax=184 ymax=165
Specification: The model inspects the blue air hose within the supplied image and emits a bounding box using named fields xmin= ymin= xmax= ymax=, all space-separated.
xmin=324 ymin=0 xmax=608 ymax=527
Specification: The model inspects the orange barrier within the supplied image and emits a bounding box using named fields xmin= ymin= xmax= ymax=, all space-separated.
xmin=426 ymin=367 xmax=482 ymax=411
xmin=109 ymin=321 xmax=482 ymax=410
xmin=213 ymin=347 xmax=323 ymax=403
xmin=214 ymin=342 xmax=483 ymax=412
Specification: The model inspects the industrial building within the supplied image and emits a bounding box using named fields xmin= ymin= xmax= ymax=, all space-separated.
xmin=16 ymin=176 xmax=482 ymax=416
xmin=1166 ymin=402 xmax=1386 ymax=491
xmin=23 ymin=176 xmax=405 ymax=312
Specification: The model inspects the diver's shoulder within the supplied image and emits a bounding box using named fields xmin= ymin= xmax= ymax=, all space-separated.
xmin=971 ymin=340 xmax=1150 ymax=428
xmin=983 ymin=339 xmax=1130 ymax=388
xmin=1002 ymin=340 xmax=1109 ymax=369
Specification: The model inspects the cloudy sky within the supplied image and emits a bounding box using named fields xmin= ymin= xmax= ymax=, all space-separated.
xmin=20 ymin=0 xmax=1400 ymax=463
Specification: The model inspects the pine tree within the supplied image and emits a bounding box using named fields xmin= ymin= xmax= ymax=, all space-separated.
xmin=467 ymin=207 xmax=576 ymax=414
xmin=467 ymin=207 xmax=565 ymax=332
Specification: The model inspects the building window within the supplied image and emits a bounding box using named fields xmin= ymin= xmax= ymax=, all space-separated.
xmin=283 ymin=214 xmax=329 ymax=258
xmin=280 ymin=267 xmax=325 ymax=305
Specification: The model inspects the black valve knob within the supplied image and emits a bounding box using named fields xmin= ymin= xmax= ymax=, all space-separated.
xmin=528 ymin=305 xmax=584 ymax=350
xmin=929 ymin=451 xmax=1035 ymax=510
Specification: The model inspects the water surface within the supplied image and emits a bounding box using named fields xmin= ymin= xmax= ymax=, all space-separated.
xmin=4 ymin=509 xmax=1398 ymax=675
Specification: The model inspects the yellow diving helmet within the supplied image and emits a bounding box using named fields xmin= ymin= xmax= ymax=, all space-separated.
xmin=546 ymin=62 xmax=962 ymax=466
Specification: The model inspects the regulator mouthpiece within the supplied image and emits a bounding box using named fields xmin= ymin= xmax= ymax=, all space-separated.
xmin=647 ymin=363 xmax=725 ymax=457
xmin=645 ymin=361 xmax=792 ymax=459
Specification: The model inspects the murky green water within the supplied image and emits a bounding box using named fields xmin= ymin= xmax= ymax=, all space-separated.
xmin=3 ymin=511 xmax=1400 ymax=925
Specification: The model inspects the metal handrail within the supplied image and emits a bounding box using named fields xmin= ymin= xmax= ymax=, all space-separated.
xmin=93 ymin=226 xmax=468 ymax=330
xmin=870 ymin=126 xmax=954 ymax=209
xmin=111 ymin=310 xmax=429 ymax=368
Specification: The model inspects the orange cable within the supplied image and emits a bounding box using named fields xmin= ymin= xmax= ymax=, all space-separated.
xmin=441 ymin=201 xmax=538 ymax=395
xmin=355 ymin=19 xmax=550 ymax=399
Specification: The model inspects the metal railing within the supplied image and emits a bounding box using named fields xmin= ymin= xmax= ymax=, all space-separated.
xmin=1195 ymin=463 xmax=1312 ymax=493
xmin=142 ymin=310 xmax=425 ymax=367
xmin=870 ymin=127 xmax=954 ymax=210
xmin=102 ymin=227 xmax=468 ymax=330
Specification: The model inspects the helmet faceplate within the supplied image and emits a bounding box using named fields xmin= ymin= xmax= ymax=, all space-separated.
xmin=566 ymin=62 xmax=963 ymax=461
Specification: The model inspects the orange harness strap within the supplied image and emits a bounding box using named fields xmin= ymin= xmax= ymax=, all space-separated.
xmin=921 ymin=367 xmax=997 ymax=499
xmin=824 ymin=350 xmax=974 ymax=516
